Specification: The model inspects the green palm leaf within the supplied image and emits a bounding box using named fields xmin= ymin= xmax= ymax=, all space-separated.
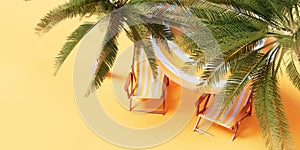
xmin=201 ymin=56 xmax=227 ymax=86
xmin=173 ymin=33 xmax=201 ymax=57
xmin=54 ymin=22 xmax=95 ymax=75
xmin=206 ymin=0 xmax=296 ymax=29
xmin=252 ymin=61 xmax=293 ymax=150
xmin=147 ymin=23 xmax=173 ymax=54
xmin=191 ymin=3 xmax=269 ymax=53
xmin=35 ymin=0 xmax=106 ymax=34
xmin=34 ymin=1 xmax=300 ymax=149
xmin=200 ymin=40 xmax=271 ymax=87
xmin=286 ymin=53 xmax=300 ymax=91
xmin=86 ymin=12 xmax=125 ymax=96
xmin=215 ymin=50 xmax=264 ymax=113
xmin=127 ymin=23 xmax=159 ymax=78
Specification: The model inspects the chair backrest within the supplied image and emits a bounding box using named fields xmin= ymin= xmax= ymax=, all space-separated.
xmin=203 ymin=84 xmax=252 ymax=128
xmin=133 ymin=48 xmax=165 ymax=99
xmin=153 ymin=40 xmax=203 ymax=90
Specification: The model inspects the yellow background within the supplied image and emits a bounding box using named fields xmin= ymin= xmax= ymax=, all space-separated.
xmin=0 ymin=1 xmax=299 ymax=149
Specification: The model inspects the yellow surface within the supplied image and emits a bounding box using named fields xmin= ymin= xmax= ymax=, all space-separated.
xmin=0 ymin=1 xmax=299 ymax=149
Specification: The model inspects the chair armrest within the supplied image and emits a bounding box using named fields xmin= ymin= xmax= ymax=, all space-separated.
xmin=195 ymin=94 xmax=209 ymax=106
xmin=164 ymin=76 xmax=170 ymax=86
xmin=160 ymin=76 xmax=169 ymax=99
xmin=131 ymin=65 xmax=136 ymax=81
xmin=195 ymin=94 xmax=210 ymax=115
xmin=124 ymin=72 xmax=135 ymax=98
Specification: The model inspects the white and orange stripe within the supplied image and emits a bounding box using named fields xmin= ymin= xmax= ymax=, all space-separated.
xmin=152 ymin=38 xmax=266 ymax=92
xmin=200 ymin=84 xmax=252 ymax=129
xmin=131 ymin=47 xmax=165 ymax=99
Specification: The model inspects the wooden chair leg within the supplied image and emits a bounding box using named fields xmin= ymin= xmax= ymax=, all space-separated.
xmin=195 ymin=101 xmax=200 ymax=116
xmin=193 ymin=116 xmax=202 ymax=132
xmin=249 ymin=104 xmax=253 ymax=116
xmin=162 ymin=99 xmax=166 ymax=116
xmin=129 ymin=98 xmax=132 ymax=111
xmin=249 ymin=94 xmax=253 ymax=116
xmin=232 ymin=122 xmax=240 ymax=141
xmin=166 ymin=78 xmax=169 ymax=86
xmin=196 ymin=94 xmax=210 ymax=116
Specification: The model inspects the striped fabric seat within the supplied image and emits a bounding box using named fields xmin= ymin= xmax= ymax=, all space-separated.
xmin=124 ymin=45 xmax=169 ymax=115
xmin=132 ymin=49 xmax=165 ymax=99
xmin=194 ymin=83 xmax=253 ymax=141
xmin=153 ymin=38 xmax=267 ymax=93
xmin=153 ymin=40 xmax=203 ymax=91
xmin=199 ymin=86 xmax=252 ymax=129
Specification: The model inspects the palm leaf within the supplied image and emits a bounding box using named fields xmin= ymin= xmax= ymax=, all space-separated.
xmin=201 ymin=56 xmax=227 ymax=86
xmin=215 ymin=53 xmax=258 ymax=114
xmin=36 ymin=0 xmax=106 ymax=34
xmin=137 ymin=38 xmax=159 ymax=78
xmin=286 ymin=52 xmax=300 ymax=91
xmin=173 ymin=33 xmax=206 ymax=64
xmin=190 ymin=2 xmax=269 ymax=53
xmin=225 ymin=39 xmax=268 ymax=65
xmin=54 ymin=22 xmax=95 ymax=75
xmin=122 ymin=10 xmax=161 ymax=78
xmin=86 ymin=12 xmax=125 ymax=96
xmin=146 ymin=23 xmax=173 ymax=54
xmin=215 ymin=48 xmax=274 ymax=116
xmin=201 ymin=40 xmax=271 ymax=87
xmin=205 ymin=0 xmax=296 ymax=30
xmin=252 ymin=61 xmax=293 ymax=150
xmin=127 ymin=23 xmax=159 ymax=78
xmin=228 ymin=40 xmax=279 ymax=72
xmin=131 ymin=2 xmax=200 ymax=30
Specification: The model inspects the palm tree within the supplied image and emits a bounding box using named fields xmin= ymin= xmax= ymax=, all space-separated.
xmin=34 ymin=0 xmax=298 ymax=149
xmin=182 ymin=0 xmax=300 ymax=149
xmin=33 ymin=0 xmax=197 ymax=94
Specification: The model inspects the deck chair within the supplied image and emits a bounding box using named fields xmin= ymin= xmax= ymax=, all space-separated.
xmin=124 ymin=45 xmax=169 ymax=115
xmin=193 ymin=84 xmax=253 ymax=141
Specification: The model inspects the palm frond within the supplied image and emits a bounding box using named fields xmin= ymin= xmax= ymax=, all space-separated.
xmin=252 ymin=61 xmax=293 ymax=150
xmin=54 ymin=22 xmax=95 ymax=75
xmin=201 ymin=56 xmax=227 ymax=86
xmin=127 ymin=23 xmax=159 ymax=77
xmin=120 ymin=8 xmax=162 ymax=78
xmin=146 ymin=23 xmax=173 ymax=54
xmin=138 ymin=39 xmax=159 ymax=77
xmin=190 ymin=2 xmax=268 ymax=54
xmin=230 ymin=49 xmax=260 ymax=73
xmin=201 ymin=40 xmax=271 ymax=87
xmin=215 ymin=48 xmax=273 ymax=116
xmin=131 ymin=2 xmax=200 ymax=30
xmin=286 ymin=52 xmax=300 ymax=91
xmin=36 ymin=0 xmax=106 ymax=34
xmin=129 ymin=0 xmax=182 ymax=5
xmin=228 ymin=39 xmax=279 ymax=72
xmin=173 ymin=33 xmax=206 ymax=63
xmin=295 ymin=27 xmax=300 ymax=63
xmin=215 ymin=59 xmax=254 ymax=114
xmin=272 ymin=34 xmax=294 ymax=52
xmin=205 ymin=0 xmax=297 ymax=31
xmin=86 ymin=12 xmax=125 ymax=96
xmin=273 ymin=46 xmax=285 ymax=76
xmin=225 ymin=39 xmax=266 ymax=66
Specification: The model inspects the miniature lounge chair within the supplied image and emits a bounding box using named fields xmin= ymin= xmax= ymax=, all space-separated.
xmin=124 ymin=45 xmax=169 ymax=115
xmin=193 ymin=83 xmax=253 ymax=141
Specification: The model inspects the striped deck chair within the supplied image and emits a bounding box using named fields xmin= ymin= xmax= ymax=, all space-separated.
xmin=193 ymin=84 xmax=253 ymax=141
xmin=124 ymin=45 xmax=169 ymax=115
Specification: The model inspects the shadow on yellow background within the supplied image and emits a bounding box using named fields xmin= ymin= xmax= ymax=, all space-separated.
xmin=0 ymin=1 xmax=299 ymax=149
